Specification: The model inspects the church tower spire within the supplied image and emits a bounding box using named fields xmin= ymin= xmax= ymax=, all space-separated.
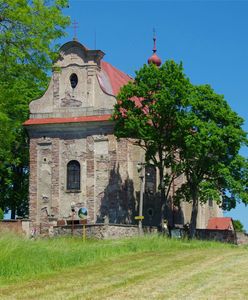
xmin=148 ymin=29 xmax=162 ymax=67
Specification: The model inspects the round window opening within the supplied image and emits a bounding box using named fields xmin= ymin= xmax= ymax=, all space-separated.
xmin=70 ymin=73 xmax=78 ymax=89
xmin=147 ymin=208 xmax=154 ymax=217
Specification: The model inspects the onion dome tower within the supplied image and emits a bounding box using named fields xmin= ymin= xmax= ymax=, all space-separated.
xmin=148 ymin=31 xmax=162 ymax=67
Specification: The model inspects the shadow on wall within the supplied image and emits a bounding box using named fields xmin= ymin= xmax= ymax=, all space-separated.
xmin=168 ymin=195 xmax=185 ymax=228
xmin=96 ymin=164 xmax=185 ymax=228
xmin=142 ymin=193 xmax=185 ymax=228
xmin=96 ymin=164 xmax=136 ymax=224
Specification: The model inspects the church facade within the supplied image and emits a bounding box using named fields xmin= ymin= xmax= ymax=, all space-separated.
xmin=24 ymin=40 xmax=222 ymax=235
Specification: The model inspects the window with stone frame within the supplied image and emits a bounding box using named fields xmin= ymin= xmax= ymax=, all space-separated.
xmin=145 ymin=166 xmax=156 ymax=194
xmin=67 ymin=160 xmax=80 ymax=190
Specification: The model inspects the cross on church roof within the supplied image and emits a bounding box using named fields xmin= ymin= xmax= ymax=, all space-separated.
xmin=153 ymin=28 xmax=157 ymax=53
xmin=71 ymin=20 xmax=79 ymax=41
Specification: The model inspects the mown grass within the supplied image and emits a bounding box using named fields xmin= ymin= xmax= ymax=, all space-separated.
xmin=1 ymin=233 xmax=248 ymax=299
xmin=0 ymin=232 xmax=234 ymax=285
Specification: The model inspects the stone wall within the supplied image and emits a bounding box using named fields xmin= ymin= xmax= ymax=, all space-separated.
xmin=0 ymin=220 xmax=30 ymax=236
xmin=196 ymin=229 xmax=236 ymax=244
xmin=235 ymin=232 xmax=248 ymax=245
xmin=52 ymin=224 xmax=158 ymax=239
xmin=196 ymin=229 xmax=248 ymax=245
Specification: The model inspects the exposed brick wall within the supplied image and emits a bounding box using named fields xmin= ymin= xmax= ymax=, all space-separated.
xmin=51 ymin=138 xmax=60 ymax=218
xmin=29 ymin=138 xmax=38 ymax=228
xmin=86 ymin=136 xmax=95 ymax=221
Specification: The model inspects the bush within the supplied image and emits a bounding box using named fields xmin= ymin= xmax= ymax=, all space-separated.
xmin=233 ymin=219 xmax=244 ymax=232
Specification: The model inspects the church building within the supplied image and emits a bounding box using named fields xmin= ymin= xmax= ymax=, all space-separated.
xmin=24 ymin=39 xmax=222 ymax=235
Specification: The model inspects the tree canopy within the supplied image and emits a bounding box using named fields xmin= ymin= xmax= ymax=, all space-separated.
xmin=113 ymin=61 xmax=248 ymax=237
xmin=0 ymin=0 xmax=70 ymax=218
xmin=175 ymin=84 xmax=248 ymax=237
xmin=233 ymin=219 xmax=245 ymax=232
xmin=113 ymin=61 xmax=191 ymax=225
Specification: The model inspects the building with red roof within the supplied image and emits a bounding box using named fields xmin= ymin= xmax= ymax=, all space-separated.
xmin=24 ymin=40 xmax=222 ymax=236
xmin=207 ymin=217 xmax=234 ymax=231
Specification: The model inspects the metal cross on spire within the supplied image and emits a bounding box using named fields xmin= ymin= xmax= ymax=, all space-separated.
xmin=71 ymin=20 xmax=79 ymax=41
xmin=153 ymin=28 xmax=157 ymax=53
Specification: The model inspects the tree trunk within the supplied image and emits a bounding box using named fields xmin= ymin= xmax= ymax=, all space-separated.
xmin=189 ymin=186 xmax=198 ymax=239
xmin=160 ymin=186 xmax=166 ymax=226
xmin=159 ymin=166 xmax=167 ymax=231
xmin=11 ymin=207 xmax=16 ymax=219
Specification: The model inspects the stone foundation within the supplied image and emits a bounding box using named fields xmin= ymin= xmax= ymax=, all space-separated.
xmin=196 ymin=229 xmax=235 ymax=243
xmin=2 ymin=219 xmax=248 ymax=245
xmin=235 ymin=231 xmax=248 ymax=245
xmin=52 ymin=223 xmax=158 ymax=239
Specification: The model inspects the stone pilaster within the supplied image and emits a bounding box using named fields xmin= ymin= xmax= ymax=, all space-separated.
xmin=51 ymin=138 xmax=60 ymax=217
xmin=29 ymin=138 xmax=38 ymax=227
xmin=86 ymin=136 xmax=95 ymax=221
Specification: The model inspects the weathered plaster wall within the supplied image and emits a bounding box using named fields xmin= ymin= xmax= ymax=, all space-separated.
xmin=28 ymin=123 xmax=145 ymax=234
xmin=29 ymin=41 xmax=115 ymax=119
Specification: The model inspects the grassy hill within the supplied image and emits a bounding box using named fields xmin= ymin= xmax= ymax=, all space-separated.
xmin=0 ymin=233 xmax=248 ymax=299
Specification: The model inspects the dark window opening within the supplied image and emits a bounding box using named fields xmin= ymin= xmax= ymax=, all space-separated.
xmin=67 ymin=160 xmax=80 ymax=190
xmin=147 ymin=208 xmax=154 ymax=217
xmin=145 ymin=166 xmax=156 ymax=194
xmin=70 ymin=73 xmax=78 ymax=89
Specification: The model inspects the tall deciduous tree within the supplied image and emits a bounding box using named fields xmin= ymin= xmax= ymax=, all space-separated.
xmin=0 ymin=0 xmax=70 ymax=217
xmin=175 ymin=84 xmax=248 ymax=238
xmin=113 ymin=63 xmax=248 ymax=236
xmin=113 ymin=61 xmax=191 ymax=226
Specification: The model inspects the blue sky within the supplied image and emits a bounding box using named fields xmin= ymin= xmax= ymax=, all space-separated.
xmin=60 ymin=0 xmax=248 ymax=229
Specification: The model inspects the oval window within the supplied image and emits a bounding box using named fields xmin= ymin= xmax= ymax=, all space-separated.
xmin=70 ymin=73 xmax=78 ymax=89
xmin=147 ymin=208 xmax=154 ymax=217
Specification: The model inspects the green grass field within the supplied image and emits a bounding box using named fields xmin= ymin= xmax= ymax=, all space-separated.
xmin=0 ymin=233 xmax=248 ymax=299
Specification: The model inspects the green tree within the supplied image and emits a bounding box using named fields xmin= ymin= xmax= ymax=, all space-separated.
xmin=113 ymin=61 xmax=191 ymax=226
xmin=233 ymin=219 xmax=245 ymax=232
xmin=0 ymin=208 xmax=3 ymax=220
xmin=113 ymin=63 xmax=248 ymax=237
xmin=175 ymin=85 xmax=248 ymax=238
xmin=0 ymin=0 xmax=70 ymax=217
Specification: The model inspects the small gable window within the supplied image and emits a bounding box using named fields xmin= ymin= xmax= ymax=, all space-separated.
xmin=70 ymin=73 xmax=78 ymax=89
xmin=67 ymin=160 xmax=80 ymax=191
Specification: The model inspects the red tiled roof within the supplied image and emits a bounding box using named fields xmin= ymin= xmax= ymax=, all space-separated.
xmin=99 ymin=61 xmax=132 ymax=96
xmin=23 ymin=115 xmax=112 ymax=126
xmin=207 ymin=217 xmax=233 ymax=230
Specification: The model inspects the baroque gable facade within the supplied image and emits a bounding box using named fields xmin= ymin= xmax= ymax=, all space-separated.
xmin=24 ymin=40 xmax=222 ymax=235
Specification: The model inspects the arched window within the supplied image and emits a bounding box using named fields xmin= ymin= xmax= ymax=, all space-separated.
xmin=67 ymin=160 xmax=80 ymax=190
